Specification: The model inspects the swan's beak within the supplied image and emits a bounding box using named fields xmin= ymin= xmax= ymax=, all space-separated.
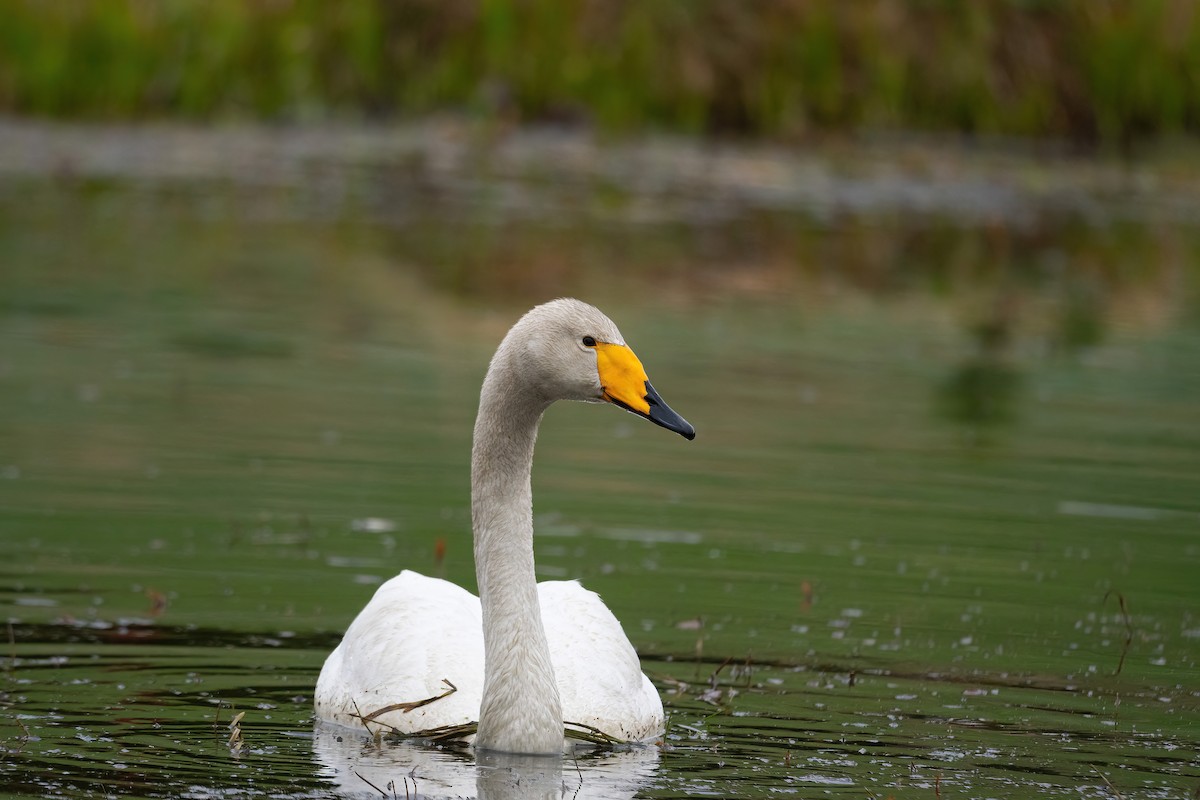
xmin=596 ymin=343 xmax=696 ymax=440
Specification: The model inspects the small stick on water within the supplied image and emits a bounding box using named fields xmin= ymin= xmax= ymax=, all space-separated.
xmin=355 ymin=771 xmax=388 ymax=797
xmin=227 ymin=711 xmax=245 ymax=751
xmin=355 ymin=679 xmax=458 ymax=724
xmin=573 ymin=753 xmax=588 ymax=796
xmin=352 ymin=700 xmax=370 ymax=733
xmin=344 ymin=716 xmax=624 ymax=749
xmin=14 ymin=716 xmax=32 ymax=741
xmin=563 ymin=720 xmax=625 ymax=747
xmin=420 ymin=722 xmax=476 ymax=743
xmin=1091 ymin=765 xmax=1125 ymax=799
xmin=570 ymin=750 xmax=584 ymax=800
xmin=352 ymin=699 xmax=391 ymax=741
xmin=708 ymin=655 xmax=734 ymax=687
xmin=1102 ymin=590 xmax=1134 ymax=676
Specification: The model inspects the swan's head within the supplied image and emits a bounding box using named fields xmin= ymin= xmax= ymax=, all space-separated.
xmin=502 ymin=298 xmax=695 ymax=440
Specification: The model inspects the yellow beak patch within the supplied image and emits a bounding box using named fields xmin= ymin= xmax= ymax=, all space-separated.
xmin=595 ymin=342 xmax=651 ymax=415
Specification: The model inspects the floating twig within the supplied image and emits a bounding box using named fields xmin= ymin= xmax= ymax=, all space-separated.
xmin=356 ymin=679 xmax=459 ymax=724
xmin=564 ymin=720 xmax=626 ymax=747
xmin=1091 ymin=764 xmax=1125 ymax=799
xmin=736 ymin=653 xmax=755 ymax=688
xmin=385 ymin=777 xmax=412 ymax=800
xmin=355 ymin=770 xmax=389 ymax=797
xmin=708 ymin=656 xmax=734 ymax=687
xmin=373 ymin=721 xmax=479 ymax=744
xmin=351 ymin=699 xmax=389 ymax=742
xmin=1103 ymin=590 xmax=1134 ymax=676
xmin=346 ymin=702 xmax=627 ymax=750
xmin=568 ymin=750 xmax=584 ymax=800
xmin=14 ymin=716 xmax=32 ymax=742
xmin=227 ymin=710 xmax=245 ymax=756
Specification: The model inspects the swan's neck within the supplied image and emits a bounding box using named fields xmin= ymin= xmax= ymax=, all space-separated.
xmin=471 ymin=367 xmax=563 ymax=754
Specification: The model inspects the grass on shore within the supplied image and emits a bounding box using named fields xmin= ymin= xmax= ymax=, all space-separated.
xmin=1 ymin=0 xmax=1198 ymax=148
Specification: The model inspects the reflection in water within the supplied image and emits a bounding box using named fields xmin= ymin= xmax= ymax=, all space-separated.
xmin=938 ymin=357 xmax=1022 ymax=430
xmin=475 ymin=751 xmax=565 ymax=800
xmin=938 ymin=298 xmax=1022 ymax=436
xmin=1056 ymin=276 xmax=1106 ymax=353
xmin=311 ymin=725 xmax=659 ymax=799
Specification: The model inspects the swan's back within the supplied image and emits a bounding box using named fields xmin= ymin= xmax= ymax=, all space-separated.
xmin=539 ymin=581 xmax=664 ymax=742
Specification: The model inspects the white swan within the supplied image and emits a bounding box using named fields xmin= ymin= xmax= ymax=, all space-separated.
xmin=315 ymin=298 xmax=694 ymax=754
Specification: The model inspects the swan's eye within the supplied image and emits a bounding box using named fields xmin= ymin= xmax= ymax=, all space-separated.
xmin=582 ymin=336 xmax=597 ymax=347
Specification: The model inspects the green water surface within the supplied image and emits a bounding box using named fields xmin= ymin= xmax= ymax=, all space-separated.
xmin=1 ymin=177 xmax=1198 ymax=798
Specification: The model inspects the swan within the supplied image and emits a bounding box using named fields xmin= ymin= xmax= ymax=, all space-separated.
xmin=315 ymin=298 xmax=695 ymax=754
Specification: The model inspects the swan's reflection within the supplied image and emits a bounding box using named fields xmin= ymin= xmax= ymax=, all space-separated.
xmin=312 ymin=724 xmax=659 ymax=799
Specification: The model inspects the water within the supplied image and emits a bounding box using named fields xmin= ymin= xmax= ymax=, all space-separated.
xmin=2 ymin=124 xmax=1199 ymax=798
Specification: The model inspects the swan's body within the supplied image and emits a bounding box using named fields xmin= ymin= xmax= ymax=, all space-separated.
xmin=315 ymin=299 xmax=694 ymax=754
xmin=315 ymin=572 xmax=663 ymax=741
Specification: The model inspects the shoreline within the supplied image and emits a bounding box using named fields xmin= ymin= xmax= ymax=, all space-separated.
xmin=4 ymin=116 xmax=1199 ymax=230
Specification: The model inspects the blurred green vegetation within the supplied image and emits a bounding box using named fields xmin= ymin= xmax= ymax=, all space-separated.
xmin=2 ymin=0 xmax=1198 ymax=147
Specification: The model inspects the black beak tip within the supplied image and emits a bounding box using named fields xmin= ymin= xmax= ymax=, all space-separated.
xmin=644 ymin=381 xmax=696 ymax=441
